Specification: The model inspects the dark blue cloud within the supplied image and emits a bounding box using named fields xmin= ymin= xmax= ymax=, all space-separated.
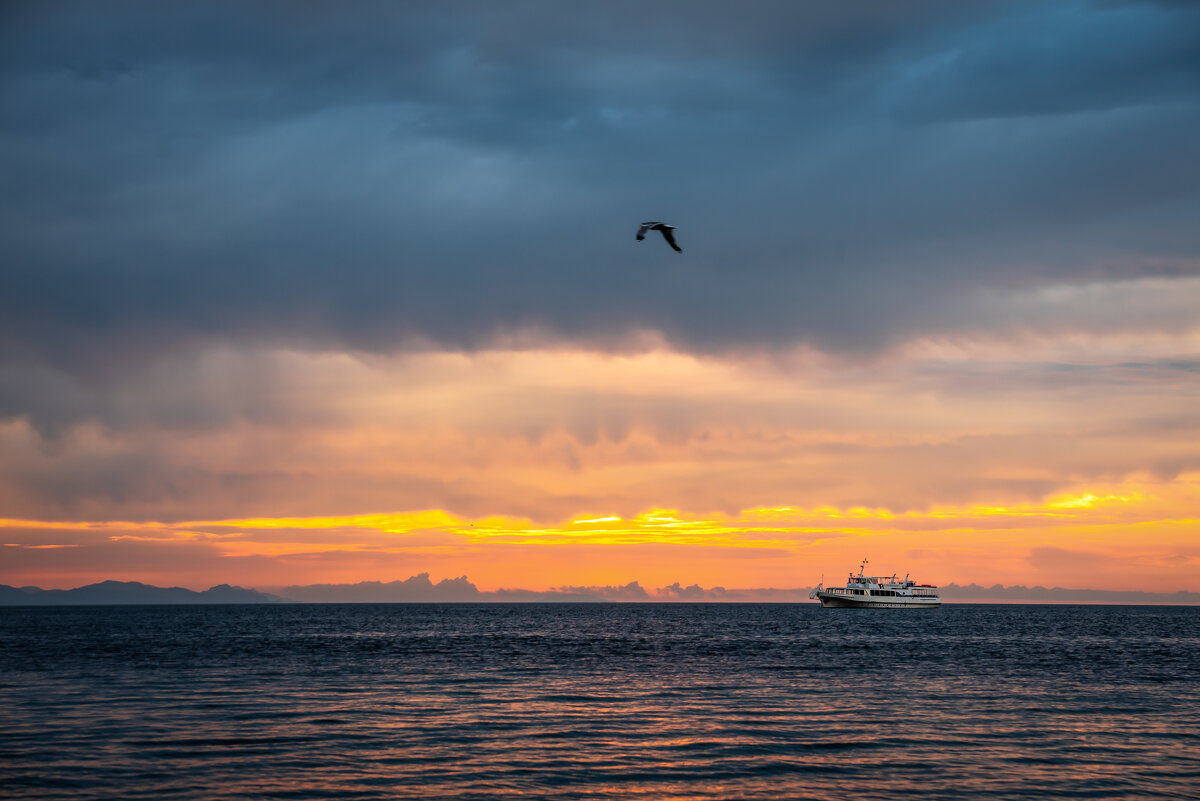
xmin=888 ymin=1 xmax=1200 ymax=121
xmin=1 ymin=0 xmax=1198 ymax=383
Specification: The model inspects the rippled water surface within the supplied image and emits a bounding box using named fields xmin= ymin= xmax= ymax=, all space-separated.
xmin=2 ymin=604 xmax=1198 ymax=800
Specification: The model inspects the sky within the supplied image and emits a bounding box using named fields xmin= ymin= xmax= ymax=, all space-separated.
xmin=1 ymin=0 xmax=1199 ymax=593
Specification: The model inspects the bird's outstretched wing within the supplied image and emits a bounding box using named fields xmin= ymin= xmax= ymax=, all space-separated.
xmin=660 ymin=227 xmax=681 ymax=252
xmin=636 ymin=222 xmax=655 ymax=240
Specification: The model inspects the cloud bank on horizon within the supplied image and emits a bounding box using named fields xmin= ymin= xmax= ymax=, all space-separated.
xmin=5 ymin=573 xmax=1199 ymax=606
xmin=1 ymin=1 xmax=1198 ymax=592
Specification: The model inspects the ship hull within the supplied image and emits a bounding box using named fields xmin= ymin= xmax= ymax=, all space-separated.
xmin=817 ymin=593 xmax=940 ymax=609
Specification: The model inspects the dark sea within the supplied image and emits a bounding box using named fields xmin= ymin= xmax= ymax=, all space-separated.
xmin=1 ymin=604 xmax=1198 ymax=800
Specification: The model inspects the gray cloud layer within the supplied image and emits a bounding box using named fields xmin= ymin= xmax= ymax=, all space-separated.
xmin=3 ymin=0 xmax=1199 ymax=380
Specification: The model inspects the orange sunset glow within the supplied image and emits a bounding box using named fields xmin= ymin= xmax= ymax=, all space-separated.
xmin=3 ymin=339 xmax=1198 ymax=596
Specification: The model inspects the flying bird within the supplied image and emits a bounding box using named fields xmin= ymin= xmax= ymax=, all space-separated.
xmin=636 ymin=221 xmax=681 ymax=252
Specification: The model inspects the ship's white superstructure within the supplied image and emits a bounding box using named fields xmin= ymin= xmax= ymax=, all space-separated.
xmin=810 ymin=559 xmax=940 ymax=608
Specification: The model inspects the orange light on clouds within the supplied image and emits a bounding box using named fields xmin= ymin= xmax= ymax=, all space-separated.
xmin=1 ymin=334 xmax=1198 ymax=592
xmin=2 ymin=474 xmax=1197 ymax=591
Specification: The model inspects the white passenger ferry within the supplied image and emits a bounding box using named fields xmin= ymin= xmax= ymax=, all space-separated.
xmin=810 ymin=559 xmax=940 ymax=608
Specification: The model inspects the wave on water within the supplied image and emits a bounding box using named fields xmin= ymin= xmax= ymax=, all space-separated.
xmin=1 ymin=604 xmax=1197 ymax=800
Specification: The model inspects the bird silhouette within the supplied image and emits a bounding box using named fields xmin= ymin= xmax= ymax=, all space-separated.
xmin=636 ymin=221 xmax=681 ymax=252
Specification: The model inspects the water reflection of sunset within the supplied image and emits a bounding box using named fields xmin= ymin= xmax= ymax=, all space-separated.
xmin=10 ymin=604 xmax=1194 ymax=798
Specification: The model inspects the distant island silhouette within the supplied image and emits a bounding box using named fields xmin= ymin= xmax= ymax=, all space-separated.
xmin=0 ymin=581 xmax=282 ymax=605
xmin=1 ymin=575 xmax=1197 ymax=605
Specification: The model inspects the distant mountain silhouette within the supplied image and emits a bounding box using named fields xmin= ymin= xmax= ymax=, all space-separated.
xmin=0 ymin=580 xmax=283 ymax=605
xmin=2 ymin=577 xmax=1195 ymax=605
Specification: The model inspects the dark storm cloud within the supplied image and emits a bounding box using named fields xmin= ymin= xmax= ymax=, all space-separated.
xmin=2 ymin=0 xmax=1199 ymax=381
xmin=889 ymin=1 xmax=1200 ymax=121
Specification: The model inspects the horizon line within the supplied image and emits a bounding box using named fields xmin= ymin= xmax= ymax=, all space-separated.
xmin=3 ymin=577 xmax=1197 ymax=606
